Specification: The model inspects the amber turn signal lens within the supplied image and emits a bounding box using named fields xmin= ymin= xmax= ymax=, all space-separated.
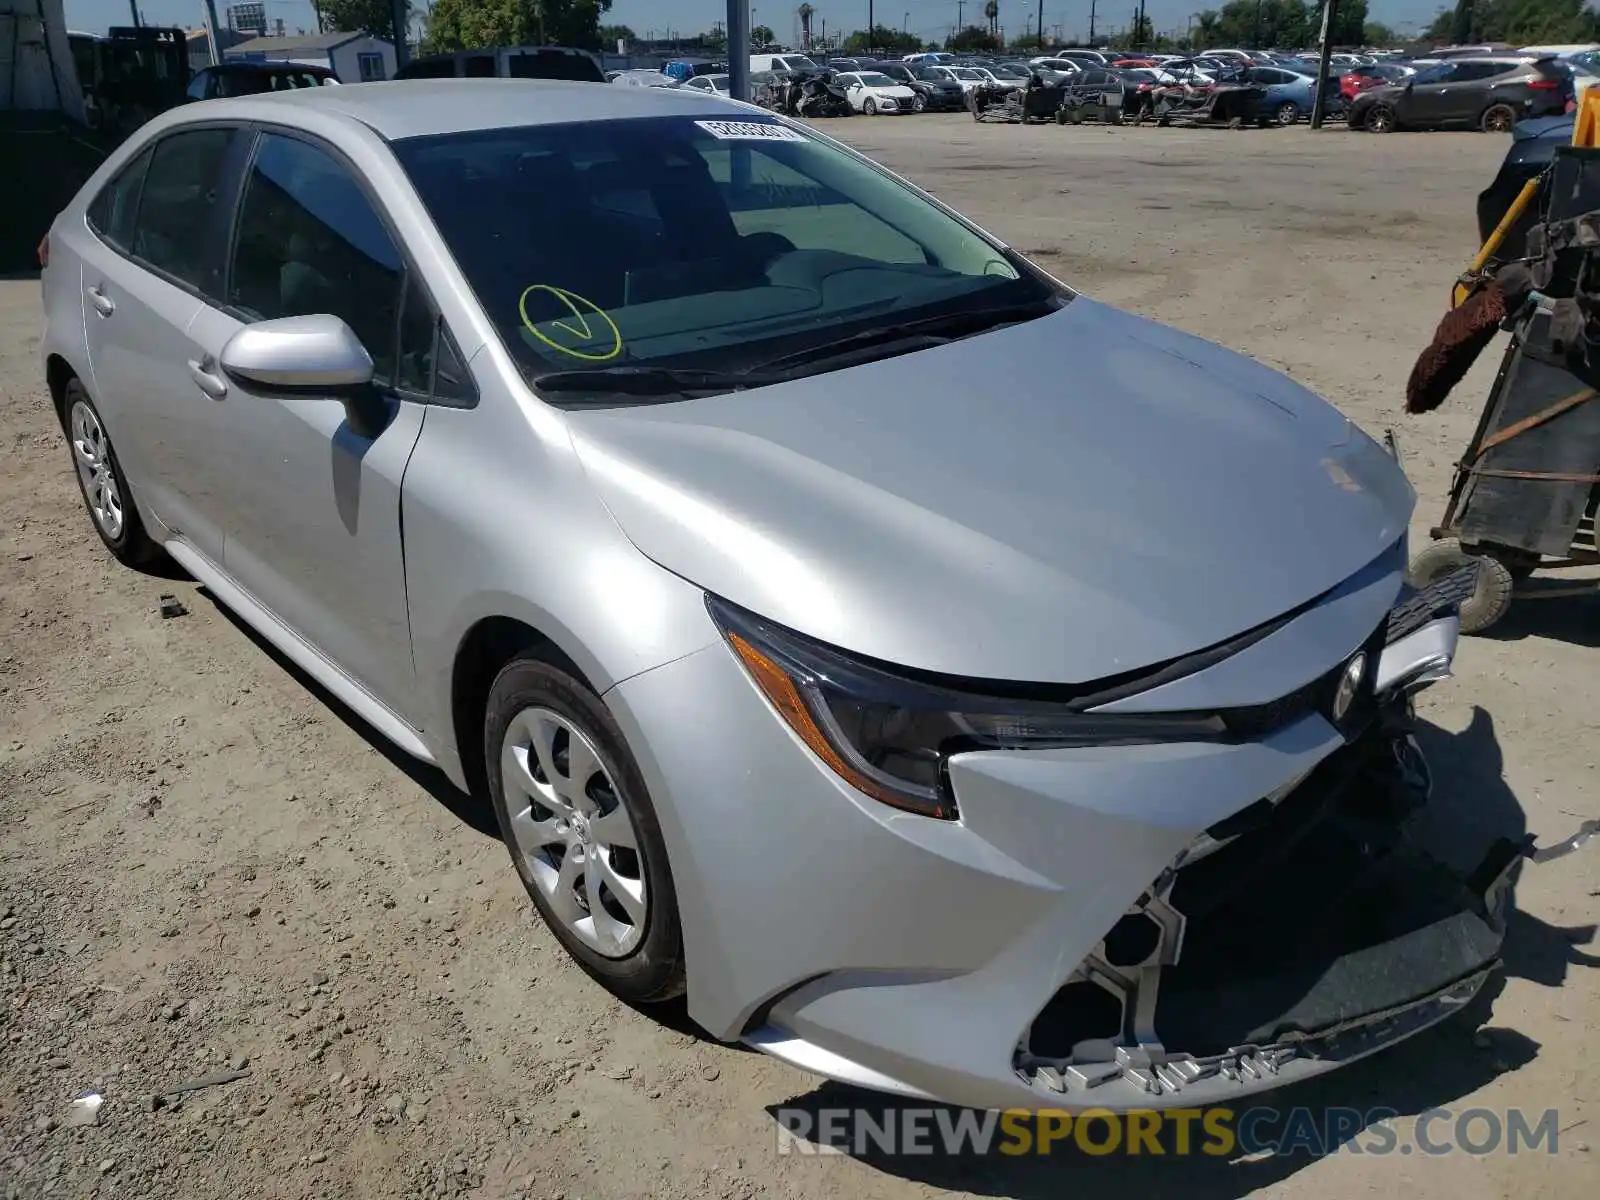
xmin=725 ymin=631 xmax=925 ymax=812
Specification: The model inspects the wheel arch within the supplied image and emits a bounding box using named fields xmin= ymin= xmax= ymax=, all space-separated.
xmin=46 ymin=353 xmax=78 ymax=428
xmin=449 ymin=614 xmax=590 ymax=799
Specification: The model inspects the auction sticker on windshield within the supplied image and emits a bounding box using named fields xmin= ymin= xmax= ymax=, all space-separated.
xmin=695 ymin=120 xmax=807 ymax=141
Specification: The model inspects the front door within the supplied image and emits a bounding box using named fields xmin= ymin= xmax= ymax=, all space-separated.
xmin=80 ymin=126 xmax=245 ymax=564
xmin=191 ymin=128 xmax=426 ymax=719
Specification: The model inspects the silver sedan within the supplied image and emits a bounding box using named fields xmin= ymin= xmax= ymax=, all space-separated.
xmin=40 ymin=79 xmax=1505 ymax=1111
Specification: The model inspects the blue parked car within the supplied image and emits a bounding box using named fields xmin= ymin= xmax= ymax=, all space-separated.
xmin=1245 ymin=65 xmax=1318 ymax=124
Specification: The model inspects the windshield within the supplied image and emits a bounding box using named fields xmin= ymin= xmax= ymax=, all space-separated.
xmin=992 ymin=64 xmax=1029 ymax=77
xmin=952 ymin=68 xmax=984 ymax=79
xmin=783 ymin=55 xmax=820 ymax=71
xmin=857 ymin=72 xmax=896 ymax=86
xmin=915 ymin=67 xmax=948 ymax=81
xmin=394 ymin=116 xmax=1062 ymax=386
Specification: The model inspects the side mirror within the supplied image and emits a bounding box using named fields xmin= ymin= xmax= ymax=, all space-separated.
xmin=219 ymin=314 xmax=388 ymax=438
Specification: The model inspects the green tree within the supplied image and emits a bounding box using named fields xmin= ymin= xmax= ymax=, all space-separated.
xmin=843 ymin=25 xmax=923 ymax=55
xmin=1190 ymin=1 xmax=1311 ymax=49
xmin=318 ymin=0 xmax=407 ymax=41
xmin=751 ymin=24 xmax=776 ymax=46
xmin=985 ymin=0 xmax=1000 ymax=39
xmin=597 ymin=23 xmax=633 ymax=45
xmin=947 ymin=23 xmax=1000 ymax=51
xmin=1426 ymin=0 xmax=1599 ymax=43
xmin=1363 ymin=21 xmax=1397 ymax=43
xmin=423 ymin=0 xmax=612 ymax=52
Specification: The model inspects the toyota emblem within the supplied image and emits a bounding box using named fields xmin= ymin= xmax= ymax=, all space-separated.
xmin=1332 ymin=652 xmax=1367 ymax=723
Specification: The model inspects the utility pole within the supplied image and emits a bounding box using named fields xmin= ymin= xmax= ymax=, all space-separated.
xmin=390 ymin=0 xmax=409 ymax=68
xmin=1089 ymin=0 xmax=1097 ymax=45
xmin=958 ymin=0 xmax=965 ymax=33
xmin=1036 ymin=0 xmax=1043 ymax=47
xmin=127 ymin=0 xmax=140 ymax=25
xmin=869 ymin=1 xmax=875 ymax=55
xmin=1309 ymin=0 xmax=1338 ymax=128
xmin=1136 ymin=0 xmax=1145 ymax=48
xmin=728 ymin=1 xmax=750 ymax=101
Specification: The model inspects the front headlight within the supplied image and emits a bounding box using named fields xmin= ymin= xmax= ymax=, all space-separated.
xmin=707 ymin=596 xmax=1227 ymax=820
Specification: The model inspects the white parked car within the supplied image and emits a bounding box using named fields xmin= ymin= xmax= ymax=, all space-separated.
xmin=610 ymin=69 xmax=679 ymax=88
xmin=837 ymin=71 xmax=918 ymax=114
xmin=683 ymin=73 xmax=730 ymax=95
xmin=927 ymin=65 xmax=988 ymax=94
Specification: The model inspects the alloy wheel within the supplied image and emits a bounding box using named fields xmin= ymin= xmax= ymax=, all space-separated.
xmin=500 ymin=707 xmax=647 ymax=958
xmin=69 ymin=399 xmax=125 ymax=541
xmin=1482 ymin=104 xmax=1515 ymax=133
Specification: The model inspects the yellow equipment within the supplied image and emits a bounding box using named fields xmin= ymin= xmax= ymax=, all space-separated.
xmin=1453 ymin=88 xmax=1600 ymax=308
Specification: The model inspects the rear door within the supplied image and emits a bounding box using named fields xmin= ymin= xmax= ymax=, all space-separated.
xmin=79 ymin=125 xmax=248 ymax=562
xmin=1435 ymin=61 xmax=1507 ymax=123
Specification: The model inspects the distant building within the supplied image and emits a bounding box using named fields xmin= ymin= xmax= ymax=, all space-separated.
xmin=223 ymin=30 xmax=395 ymax=82
xmin=186 ymin=25 xmax=251 ymax=71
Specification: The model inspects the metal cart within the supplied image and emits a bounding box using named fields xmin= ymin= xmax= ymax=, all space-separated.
xmin=1409 ymin=144 xmax=1600 ymax=633
xmin=1408 ymin=300 xmax=1600 ymax=633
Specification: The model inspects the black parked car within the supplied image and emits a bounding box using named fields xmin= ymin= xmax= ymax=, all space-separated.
xmin=1475 ymin=112 xmax=1574 ymax=253
xmin=867 ymin=61 xmax=966 ymax=111
xmin=1347 ymin=56 xmax=1570 ymax=133
xmin=185 ymin=61 xmax=339 ymax=101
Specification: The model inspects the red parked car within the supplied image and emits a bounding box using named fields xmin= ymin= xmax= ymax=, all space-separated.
xmin=1340 ymin=62 xmax=1412 ymax=101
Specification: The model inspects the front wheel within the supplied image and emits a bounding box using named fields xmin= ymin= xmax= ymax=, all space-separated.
xmin=864 ymin=97 xmax=878 ymax=115
xmin=1275 ymin=101 xmax=1300 ymax=126
xmin=912 ymin=93 xmax=926 ymax=113
xmin=486 ymin=656 xmax=685 ymax=1003
xmin=1407 ymin=538 xmax=1516 ymax=634
xmin=1481 ymin=102 xmax=1517 ymax=133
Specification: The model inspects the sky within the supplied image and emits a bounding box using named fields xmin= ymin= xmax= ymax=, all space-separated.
xmin=64 ymin=0 xmax=1457 ymax=45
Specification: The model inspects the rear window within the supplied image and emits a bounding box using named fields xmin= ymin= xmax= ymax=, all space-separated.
xmin=393 ymin=116 xmax=1058 ymax=381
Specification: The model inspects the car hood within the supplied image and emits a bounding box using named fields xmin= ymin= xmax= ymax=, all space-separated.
xmin=566 ymin=298 xmax=1412 ymax=684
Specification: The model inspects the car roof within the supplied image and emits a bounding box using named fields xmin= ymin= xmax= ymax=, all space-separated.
xmin=174 ymin=78 xmax=746 ymax=139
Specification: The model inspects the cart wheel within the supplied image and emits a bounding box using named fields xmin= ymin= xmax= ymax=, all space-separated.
xmin=1407 ymin=539 xmax=1516 ymax=634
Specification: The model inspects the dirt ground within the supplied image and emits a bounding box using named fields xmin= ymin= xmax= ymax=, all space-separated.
xmin=1 ymin=118 xmax=1596 ymax=1200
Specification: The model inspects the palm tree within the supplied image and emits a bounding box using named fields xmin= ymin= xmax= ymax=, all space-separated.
xmin=984 ymin=0 xmax=999 ymax=40
xmin=798 ymin=3 xmax=814 ymax=50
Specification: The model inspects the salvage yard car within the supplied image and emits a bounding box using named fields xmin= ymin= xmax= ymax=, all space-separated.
xmin=41 ymin=79 xmax=1519 ymax=1112
xmin=1348 ymin=55 xmax=1571 ymax=132
xmin=835 ymin=70 xmax=918 ymax=114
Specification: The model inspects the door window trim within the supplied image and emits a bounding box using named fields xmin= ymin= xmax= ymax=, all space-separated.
xmin=220 ymin=122 xmax=478 ymax=409
xmin=84 ymin=122 xmax=252 ymax=304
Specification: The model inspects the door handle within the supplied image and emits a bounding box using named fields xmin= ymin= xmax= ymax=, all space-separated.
xmin=187 ymin=358 xmax=228 ymax=399
xmin=87 ymin=286 xmax=114 ymax=317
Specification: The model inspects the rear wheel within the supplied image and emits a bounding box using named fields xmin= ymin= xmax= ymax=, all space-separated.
xmin=1275 ymin=101 xmax=1300 ymax=125
xmin=1481 ymin=102 xmax=1517 ymax=133
xmin=62 ymin=380 xmax=159 ymax=567
xmin=1364 ymin=103 xmax=1397 ymax=133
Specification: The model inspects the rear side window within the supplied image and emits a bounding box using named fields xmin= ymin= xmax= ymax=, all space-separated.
xmin=227 ymin=133 xmax=405 ymax=382
xmin=88 ymin=147 xmax=152 ymax=250
xmin=131 ymin=128 xmax=235 ymax=293
xmin=1450 ymin=63 xmax=1506 ymax=82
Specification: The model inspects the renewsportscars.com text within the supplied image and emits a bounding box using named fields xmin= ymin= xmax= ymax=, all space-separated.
xmin=774 ymin=1105 xmax=1563 ymax=1158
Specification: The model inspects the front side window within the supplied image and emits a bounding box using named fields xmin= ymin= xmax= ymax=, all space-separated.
xmin=227 ymin=132 xmax=404 ymax=381
xmin=393 ymin=115 xmax=1062 ymax=386
xmin=130 ymin=128 xmax=235 ymax=292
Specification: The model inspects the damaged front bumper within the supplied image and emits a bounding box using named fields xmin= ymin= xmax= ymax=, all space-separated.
xmin=723 ymin=567 xmax=1593 ymax=1111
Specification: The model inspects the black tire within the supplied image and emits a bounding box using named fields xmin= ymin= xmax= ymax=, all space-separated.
xmin=912 ymin=93 xmax=926 ymax=113
xmin=1055 ymin=106 xmax=1069 ymax=125
xmin=1407 ymin=538 xmax=1516 ymax=635
xmin=1364 ymin=103 xmax=1396 ymax=133
xmin=1481 ymin=102 xmax=1517 ymax=133
xmin=60 ymin=379 xmax=160 ymax=567
xmin=485 ymin=655 xmax=685 ymax=1003
xmin=1274 ymin=101 xmax=1299 ymax=126
xmin=864 ymin=97 xmax=878 ymax=116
